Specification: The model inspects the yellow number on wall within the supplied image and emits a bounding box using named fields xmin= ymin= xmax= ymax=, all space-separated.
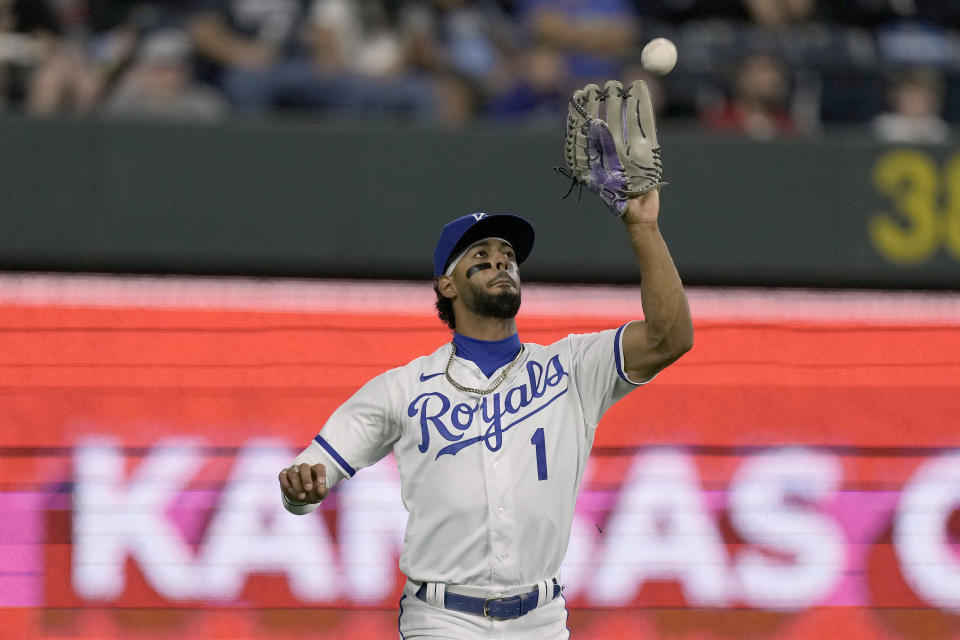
xmin=943 ymin=153 xmax=960 ymax=260
xmin=869 ymin=150 xmax=940 ymax=264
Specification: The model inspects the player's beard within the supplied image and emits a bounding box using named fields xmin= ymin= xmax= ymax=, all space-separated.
xmin=466 ymin=282 xmax=521 ymax=320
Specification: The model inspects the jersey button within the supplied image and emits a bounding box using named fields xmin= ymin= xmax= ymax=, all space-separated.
xmin=493 ymin=461 xmax=500 ymax=469
xmin=498 ymin=506 xmax=505 ymax=513
xmin=500 ymin=551 xmax=509 ymax=559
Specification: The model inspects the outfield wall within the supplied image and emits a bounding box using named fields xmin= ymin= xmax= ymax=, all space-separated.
xmin=2 ymin=117 xmax=960 ymax=288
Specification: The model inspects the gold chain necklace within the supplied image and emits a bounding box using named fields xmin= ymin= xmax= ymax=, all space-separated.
xmin=444 ymin=344 xmax=525 ymax=395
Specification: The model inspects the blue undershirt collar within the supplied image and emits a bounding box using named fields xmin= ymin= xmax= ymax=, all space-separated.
xmin=452 ymin=333 xmax=522 ymax=378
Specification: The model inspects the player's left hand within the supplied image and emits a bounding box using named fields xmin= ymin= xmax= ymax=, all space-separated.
xmin=560 ymin=79 xmax=667 ymax=217
xmin=622 ymin=189 xmax=660 ymax=225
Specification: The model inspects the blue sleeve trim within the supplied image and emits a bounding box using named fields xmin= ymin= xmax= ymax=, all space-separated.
xmin=314 ymin=434 xmax=356 ymax=478
xmin=614 ymin=323 xmax=630 ymax=383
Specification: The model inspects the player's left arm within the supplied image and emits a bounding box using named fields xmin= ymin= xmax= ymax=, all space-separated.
xmin=560 ymin=78 xmax=691 ymax=382
xmin=619 ymin=188 xmax=694 ymax=382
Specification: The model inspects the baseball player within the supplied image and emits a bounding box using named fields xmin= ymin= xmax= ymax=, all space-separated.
xmin=279 ymin=79 xmax=693 ymax=639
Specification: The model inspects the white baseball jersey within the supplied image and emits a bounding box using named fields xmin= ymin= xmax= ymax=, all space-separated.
xmin=285 ymin=323 xmax=646 ymax=589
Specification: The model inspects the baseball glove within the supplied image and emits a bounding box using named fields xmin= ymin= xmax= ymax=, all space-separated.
xmin=558 ymin=79 xmax=666 ymax=216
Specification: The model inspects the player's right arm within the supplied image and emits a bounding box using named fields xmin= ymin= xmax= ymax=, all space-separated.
xmin=279 ymin=372 xmax=401 ymax=515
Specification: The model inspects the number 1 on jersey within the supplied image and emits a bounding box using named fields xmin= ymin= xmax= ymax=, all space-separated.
xmin=530 ymin=428 xmax=547 ymax=481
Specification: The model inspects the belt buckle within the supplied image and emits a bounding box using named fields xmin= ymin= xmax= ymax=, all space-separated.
xmin=483 ymin=596 xmax=509 ymax=621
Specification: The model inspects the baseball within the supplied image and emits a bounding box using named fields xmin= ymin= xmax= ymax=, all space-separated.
xmin=641 ymin=38 xmax=678 ymax=76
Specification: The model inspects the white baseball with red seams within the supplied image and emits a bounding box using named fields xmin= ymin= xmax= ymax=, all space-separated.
xmin=641 ymin=38 xmax=678 ymax=75
xmin=284 ymin=325 xmax=648 ymax=638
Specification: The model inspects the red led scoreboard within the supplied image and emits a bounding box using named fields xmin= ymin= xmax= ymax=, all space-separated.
xmin=1 ymin=274 xmax=959 ymax=640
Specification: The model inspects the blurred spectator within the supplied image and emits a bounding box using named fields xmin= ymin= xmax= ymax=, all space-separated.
xmin=700 ymin=51 xmax=801 ymax=138
xmin=188 ymin=0 xmax=314 ymax=112
xmin=401 ymin=0 xmax=518 ymax=123
xmin=85 ymin=1 xmax=188 ymax=85
xmin=306 ymin=0 xmax=438 ymax=121
xmin=485 ymin=44 xmax=668 ymax=124
xmin=104 ymin=27 xmax=228 ymax=121
xmin=872 ymin=67 xmax=951 ymax=144
xmin=0 ymin=0 xmax=959 ymax=129
xmin=743 ymin=0 xmax=817 ymax=28
xmin=0 ymin=0 xmax=102 ymax=115
xmin=484 ymin=43 xmax=567 ymax=121
xmin=513 ymin=0 xmax=639 ymax=88
xmin=876 ymin=19 xmax=955 ymax=69
xmin=1 ymin=0 xmax=38 ymax=111
xmin=189 ymin=0 xmax=437 ymax=120
xmin=311 ymin=0 xmax=405 ymax=77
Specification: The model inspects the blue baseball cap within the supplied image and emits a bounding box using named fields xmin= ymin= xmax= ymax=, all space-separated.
xmin=433 ymin=213 xmax=535 ymax=278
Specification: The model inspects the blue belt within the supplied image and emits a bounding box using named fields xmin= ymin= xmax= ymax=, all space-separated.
xmin=415 ymin=579 xmax=561 ymax=620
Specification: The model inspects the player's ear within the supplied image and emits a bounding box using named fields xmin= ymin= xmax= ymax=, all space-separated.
xmin=436 ymin=275 xmax=457 ymax=300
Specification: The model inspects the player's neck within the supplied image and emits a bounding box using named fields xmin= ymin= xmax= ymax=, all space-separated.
xmin=454 ymin=315 xmax=518 ymax=342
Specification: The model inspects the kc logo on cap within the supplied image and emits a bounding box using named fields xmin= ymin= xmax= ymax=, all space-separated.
xmin=433 ymin=213 xmax=535 ymax=278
